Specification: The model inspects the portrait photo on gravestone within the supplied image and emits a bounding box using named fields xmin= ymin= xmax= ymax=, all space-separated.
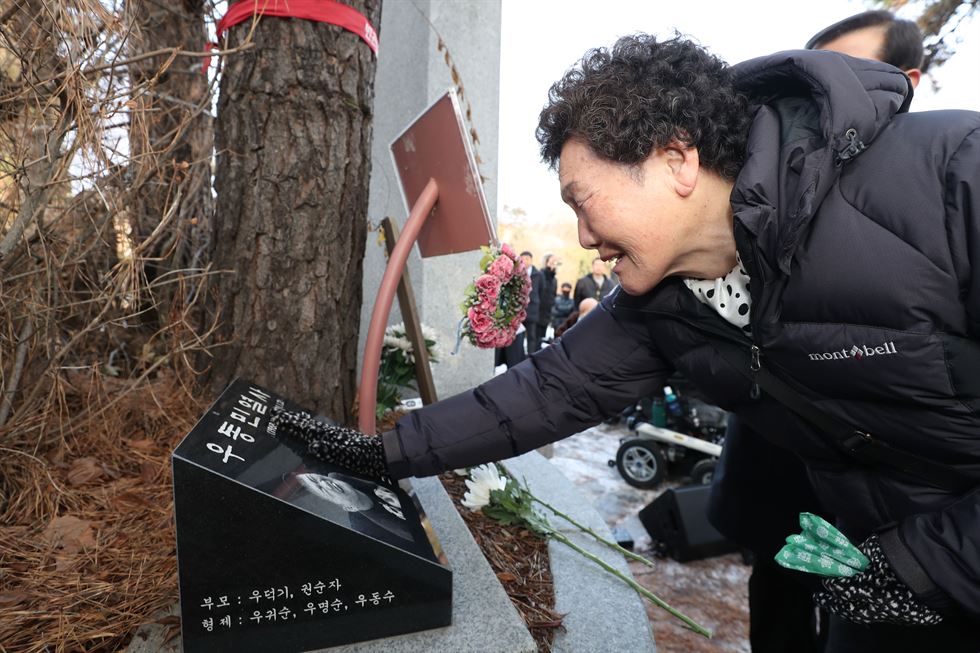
xmin=256 ymin=461 xmax=419 ymax=548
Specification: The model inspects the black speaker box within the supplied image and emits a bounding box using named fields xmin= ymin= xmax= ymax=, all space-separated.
xmin=638 ymin=484 xmax=737 ymax=562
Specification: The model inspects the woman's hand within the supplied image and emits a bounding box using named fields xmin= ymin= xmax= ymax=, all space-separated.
xmin=270 ymin=407 xmax=391 ymax=483
xmin=814 ymin=534 xmax=943 ymax=626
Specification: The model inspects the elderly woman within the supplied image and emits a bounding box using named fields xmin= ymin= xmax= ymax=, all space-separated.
xmin=274 ymin=35 xmax=980 ymax=651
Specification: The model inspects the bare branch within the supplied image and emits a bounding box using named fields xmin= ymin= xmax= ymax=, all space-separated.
xmin=0 ymin=316 xmax=33 ymax=427
xmin=0 ymin=118 xmax=70 ymax=263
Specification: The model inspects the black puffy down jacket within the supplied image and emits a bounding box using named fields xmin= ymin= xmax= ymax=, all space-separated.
xmin=383 ymin=51 xmax=980 ymax=619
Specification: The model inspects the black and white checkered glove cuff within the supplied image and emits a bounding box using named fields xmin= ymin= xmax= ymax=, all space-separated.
xmin=814 ymin=534 xmax=943 ymax=626
xmin=270 ymin=407 xmax=391 ymax=484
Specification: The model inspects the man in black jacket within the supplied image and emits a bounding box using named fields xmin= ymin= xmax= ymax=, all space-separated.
xmin=538 ymin=254 xmax=559 ymax=340
xmin=573 ymin=256 xmax=614 ymax=308
xmin=520 ymin=251 xmax=545 ymax=353
xmin=279 ymin=34 xmax=980 ymax=653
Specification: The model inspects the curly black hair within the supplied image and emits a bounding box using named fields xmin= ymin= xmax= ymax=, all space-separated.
xmin=536 ymin=34 xmax=751 ymax=181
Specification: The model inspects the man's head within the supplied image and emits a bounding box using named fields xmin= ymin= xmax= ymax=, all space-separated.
xmin=806 ymin=10 xmax=923 ymax=87
xmin=560 ymin=282 xmax=572 ymax=296
xmin=520 ymin=251 xmax=533 ymax=267
xmin=543 ymin=253 xmax=560 ymax=270
xmin=578 ymin=297 xmax=599 ymax=317
xmin=298 ymin=473 xmax=372 ymax=512
xmin=591 ymin=257 xmax=607 ymax=276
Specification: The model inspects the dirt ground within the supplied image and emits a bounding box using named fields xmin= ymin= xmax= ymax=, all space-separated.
xmin=550 ymin=424 xmax=751 ymax=653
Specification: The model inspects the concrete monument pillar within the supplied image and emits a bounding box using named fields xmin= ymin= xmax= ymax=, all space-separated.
xmin=360 ymin=0 xmax=502 ymax=402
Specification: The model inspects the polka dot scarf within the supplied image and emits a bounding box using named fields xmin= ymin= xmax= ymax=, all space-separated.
xmin=683 ymin=252 xmax=752 ymax=335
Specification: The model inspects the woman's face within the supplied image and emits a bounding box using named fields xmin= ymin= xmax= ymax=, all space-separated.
xmin=298 ymin=473 xmax=372 ymax=512
xmin=558 ymin=138 xmax=695 ymax=295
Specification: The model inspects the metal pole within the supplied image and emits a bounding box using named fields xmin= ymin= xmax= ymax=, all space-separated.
xmin=358 ymin=178 xmax=439 ymax=434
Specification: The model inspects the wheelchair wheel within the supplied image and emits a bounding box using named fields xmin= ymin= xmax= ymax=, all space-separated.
xmin=689 ymin=458 xmax=717 ymax=485
xmin=615 ymin=439 xmax=666 ymax=489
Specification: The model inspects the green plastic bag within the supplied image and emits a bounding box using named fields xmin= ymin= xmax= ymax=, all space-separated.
xmin=774 ymin=512 xmax=869 ymax=578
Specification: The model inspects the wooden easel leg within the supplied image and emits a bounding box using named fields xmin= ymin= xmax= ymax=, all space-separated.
xmin=381 ymin=217 xmax=438 ymax=406
xmin=359 ymin=179 xmax=438 ymax=435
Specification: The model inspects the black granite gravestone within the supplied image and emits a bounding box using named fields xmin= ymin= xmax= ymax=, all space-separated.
xmin=172 ymin=379 xmax=452 ymax=652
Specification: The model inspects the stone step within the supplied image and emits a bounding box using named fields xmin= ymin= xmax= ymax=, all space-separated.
xmin=502 ymin=451 xmax=658 ymax=653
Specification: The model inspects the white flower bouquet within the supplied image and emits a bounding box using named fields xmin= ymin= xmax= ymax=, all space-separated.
xmin=376 ymin=323 xmax=438 ymax=419
xmin=459 ymin=463 xmax=711 ymax=639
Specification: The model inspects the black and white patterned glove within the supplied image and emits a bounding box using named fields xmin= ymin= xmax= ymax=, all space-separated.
xmin=814 ymin=534 xmax=943 ymax=626
xmin=270 ymin=407 xmax=391 ymax=484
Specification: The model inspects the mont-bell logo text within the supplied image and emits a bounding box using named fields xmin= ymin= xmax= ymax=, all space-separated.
xmin=808 ymin=341 xmax=898 ymax=361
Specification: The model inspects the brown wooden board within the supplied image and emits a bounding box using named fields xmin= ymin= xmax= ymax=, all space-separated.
xmin=389 ymin=90 xmax=495 ymax=258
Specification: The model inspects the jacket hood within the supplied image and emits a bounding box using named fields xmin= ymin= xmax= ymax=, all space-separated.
xmin=729 ymin=50 xmax=912 ymax=274
xmin=732 ymin=49 xmax=913 ymax=148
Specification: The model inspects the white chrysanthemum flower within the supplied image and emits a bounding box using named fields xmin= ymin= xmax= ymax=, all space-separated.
xmin=461 ymin=463 xmax=507 ymax=512
xmin=421 ymin=324 xmax=439 ymax=353
xmin=384 ymin=323 xmax=403 ymax=340
xmin=382 ymin=323 xmax=439 ymax=360
xmin=383 ymin=335 xmax=403 ymax=350
xmin=394 ymin=336 xmax=414 ymax=353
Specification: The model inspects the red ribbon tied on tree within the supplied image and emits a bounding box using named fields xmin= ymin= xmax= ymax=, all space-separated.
xmin=205 ymin=0 xmax=378 ymax=73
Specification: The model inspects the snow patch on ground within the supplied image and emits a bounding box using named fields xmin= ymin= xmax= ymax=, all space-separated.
xmin=548 ymin=422 xmax=751 ymax=653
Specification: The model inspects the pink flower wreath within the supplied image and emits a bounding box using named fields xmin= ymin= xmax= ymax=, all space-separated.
xmin=458 ymin=243 xmax=530 ymax=349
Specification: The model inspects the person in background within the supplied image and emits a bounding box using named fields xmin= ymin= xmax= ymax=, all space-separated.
xmin=494 ymin=324 xmax=526 ymax=371
xmin=551 ymin=282 xmax=575 ymax=331
xmin=554 ymin=296 xmax=598 ymax=339
xmin=572 ymin=256 xmax=614 ymax=308
xmin=538 ymin=254 xmax=560 ymax=343
xmin=709 ymin=11 xmax=926 ymax=652
xmin=520 ymin=250 xmax=545 ymax=353
xmin=806 ymin=9 xmax=922 ymax=88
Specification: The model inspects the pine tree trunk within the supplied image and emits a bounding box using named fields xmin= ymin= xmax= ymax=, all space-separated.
xmin=209 ymin=0 xmax=381 ymax=424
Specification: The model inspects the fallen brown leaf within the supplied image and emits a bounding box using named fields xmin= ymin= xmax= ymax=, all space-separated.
xmin=140 ymin=462 xmax=159 ymax=483
xmin=123 ymin=438 xmax=155 ymax=451
xmin=112 ymin=492 xmax=153 ymax=510
xmin=42 ymin=515 xmax=96 ymax=553
xmin=67 ymin=457 xmax=104 ymax=486
xmin=0 ymin=591 xmax=29 ymax=607
xmin=164 ymin=625 xmax=181 ymax=643
xmin=496 ymin=571 xmax=518 ymax=583
xmin=101 ymin=462 xmax=122 ymax=480
xmin=54 ymin=554 xmax=82 ymax=573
